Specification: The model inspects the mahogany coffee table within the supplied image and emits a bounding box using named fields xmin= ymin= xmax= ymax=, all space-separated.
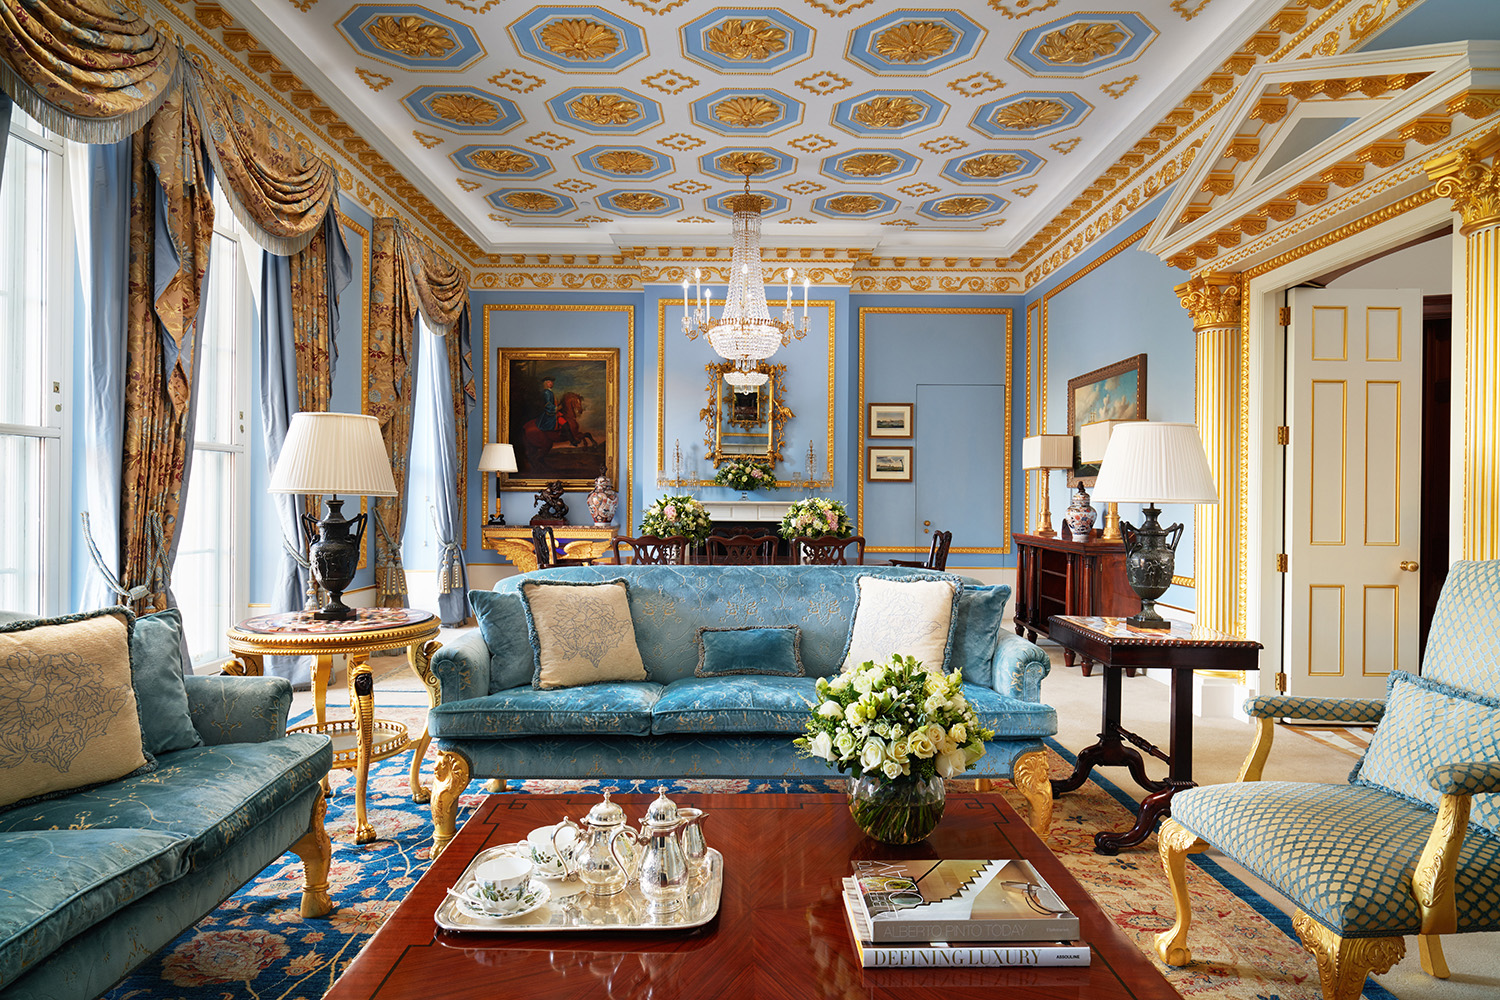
xmin=325 ymin=792 xmax=1180 ymax=1000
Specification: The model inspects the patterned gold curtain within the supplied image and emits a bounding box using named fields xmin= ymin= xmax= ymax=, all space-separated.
xmin=119 ymin=86 xmax=213 ymax=612
xmin=368 ymin=218 xmax=419 ymax=608
xmin=186 ymin=57 xmax=340 ymax=256
xmin=290 ymin=222 xmax=337 ymax=414
xmin=0 ymin=0 xmax=179 ymax=143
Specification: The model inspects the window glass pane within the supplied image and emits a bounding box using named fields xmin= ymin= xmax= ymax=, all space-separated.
xmin=196 ymin=234 xmax=237 ymax=445
xmin=0 ymin=133 xmax=46 ymax=427
xmin=174 ymin=449 xmax=233 ymax=665
xmin=0 ymin=434 xmax=43 ymax=613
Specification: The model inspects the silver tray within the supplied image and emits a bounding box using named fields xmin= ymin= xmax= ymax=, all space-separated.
xmin=434 ymin=842 xmax=723 ymax=933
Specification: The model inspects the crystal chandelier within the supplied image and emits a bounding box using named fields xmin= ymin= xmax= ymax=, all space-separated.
xmin=682 ymin=173 xmax=810 ymax=388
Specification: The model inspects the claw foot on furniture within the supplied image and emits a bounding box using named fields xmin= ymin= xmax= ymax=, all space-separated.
xmin=291 ymin=787 xmax=335 ymax=918
xmin=408 ymin=638 xmax=444 ymax=805
xmin=430 ymin=750 xmax=471 ymax=859
xmin=1153 ymin=819 xmax=1208 ymax=966
xmin=1012 ymin=749 xmax=1054 ymax=838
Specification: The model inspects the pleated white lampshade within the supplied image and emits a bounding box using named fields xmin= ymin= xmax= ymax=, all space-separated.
xmin=1021 ymin=434 xmax=1073 ymax=470
xmin=269 ymin=412 xmax=398 ymax=497
xmin=478 ymin=442 xmax=518 ymax=473
xmin=1092 ymin=422 xmax=1218 ymax=505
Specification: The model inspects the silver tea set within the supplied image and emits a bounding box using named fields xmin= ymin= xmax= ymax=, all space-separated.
xmin=549 ymin=787 xmax=710 ymax=913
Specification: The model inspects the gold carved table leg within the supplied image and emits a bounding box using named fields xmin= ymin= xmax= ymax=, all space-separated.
xmin=407 ymin=639 xmax=442 ymax=804
xmin=226 ymin=652 xmax=264 ymax=676
xmin=348 ymin=654 xmax=377 ymax=845
xmin=315 ymin=652 xmax=335 ymax=795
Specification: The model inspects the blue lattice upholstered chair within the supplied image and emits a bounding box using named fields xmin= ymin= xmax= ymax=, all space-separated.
xmin=1155 ymin=560 xmax=1500 ymax=1000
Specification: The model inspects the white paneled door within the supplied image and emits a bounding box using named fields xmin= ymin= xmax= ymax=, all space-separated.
xmin=1286 ymin=289 xmax=1422 ymax=698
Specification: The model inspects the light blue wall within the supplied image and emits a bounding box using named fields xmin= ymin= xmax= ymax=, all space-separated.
xmin=1024 ymin=195 xmax=1201 ymax=611
xmin=1362 ymin=0 xmax=1500 ymax=50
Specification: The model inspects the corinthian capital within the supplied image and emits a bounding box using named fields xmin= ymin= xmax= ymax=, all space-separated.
xmin=1174 ymin=272 xmax=1242 ymax=331
xmin=1426 ymin=135 xmax=1500 ymax=235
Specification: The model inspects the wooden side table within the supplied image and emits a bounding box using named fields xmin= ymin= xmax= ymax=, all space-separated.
xmin=1011 ymin=533 xmax=1139 ymax=676
xmin=227 ymin=608 xmax=442 ymax=844
xmin=1046 ymin=615 xmax=1261 ymax=855
xmin=480 ymin=523 xmax=617 ymax=571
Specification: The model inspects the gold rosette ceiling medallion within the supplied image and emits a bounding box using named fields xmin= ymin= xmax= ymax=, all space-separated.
xmin=682 ymin=163 xmax=809 ymax=388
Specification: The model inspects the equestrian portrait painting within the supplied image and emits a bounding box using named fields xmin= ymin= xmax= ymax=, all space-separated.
xmin=495 ymin=348 xmax=618 ymax=490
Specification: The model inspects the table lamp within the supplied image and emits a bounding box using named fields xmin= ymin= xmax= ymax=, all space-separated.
xmin=269 ymin=412 xmax=399 ymax=620
xmin=478 ymin=442 xmax=518 ymax=525
xmin=1090 ymin=422 xmax=1218 ymax=630
xmin=1021 ymin=434 xmax=1074 ymax=538
xmin=1078 ymin=420 xmax=1128 ymax=541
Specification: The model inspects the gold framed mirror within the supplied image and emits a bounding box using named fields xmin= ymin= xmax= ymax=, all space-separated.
xmin=698 ymin=362 xmax=792 ymax=466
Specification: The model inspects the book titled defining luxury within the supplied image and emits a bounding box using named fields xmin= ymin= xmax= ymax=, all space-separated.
xmin=841 ymin=880 xmax=1091 ymax=968
xmin=850 ymin=859 xmax=1081 ymax=943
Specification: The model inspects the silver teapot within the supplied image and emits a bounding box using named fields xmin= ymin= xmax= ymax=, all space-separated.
xmin=556 ymin=789 xmax=638 ymax=897
xmin=609 ymin=787 xmax=707 ymax=913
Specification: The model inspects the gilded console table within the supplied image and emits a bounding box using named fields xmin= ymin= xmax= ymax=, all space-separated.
xmin=226 ymin=608 xmax=442 ymax=844
xmin=480 ymin=523 xmax=618 ymax=571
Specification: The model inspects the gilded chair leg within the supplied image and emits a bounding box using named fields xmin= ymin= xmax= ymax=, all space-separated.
xmin=290 ymin=787 xmax=334 ymax=918
xmin=1293 ymin=911 xmax=1405 ymax=1000
xmin=1154 ymin=820 xmax=1207 ymax=966
xmin=1011 ymin=751 xmax=1053 ymax=839
xmin=974 ymin=778 xmax=993 ymax=792
xmin=431 ymin=750 xmax=471 ymax=860
xmin=485 ymin=778 xmax=508 ymax=793
xmin=407 ymin=639 xmax=443 ymax=805
xmin=1418 ymin=934 xmax=1450 ymax=979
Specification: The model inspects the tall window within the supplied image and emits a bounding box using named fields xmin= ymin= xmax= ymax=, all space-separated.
xmin=173 ymin=188 xmax=252 ymax=666
xmin=0 ymin=111 xmax=69 ymax=615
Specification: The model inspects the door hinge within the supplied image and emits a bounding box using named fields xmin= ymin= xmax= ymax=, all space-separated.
xmin=1274 ymin=672 xmax=1287 ymax=693
xmin=1276 ymin=553 xmax=1288 ymax=572
xmin=1277 ymin=425 xmax=1290 ymax=445
xmin=1278 ymin=305 xmax=1292 ymax=325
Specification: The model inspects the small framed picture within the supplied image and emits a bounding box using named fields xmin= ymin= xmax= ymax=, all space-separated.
xmin=867 ymin=446 xmax=913 ymax=482
xmin=867 ymin=402 xmax=914 ymax=438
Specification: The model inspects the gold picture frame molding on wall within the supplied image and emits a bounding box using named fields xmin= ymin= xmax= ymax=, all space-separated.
xmin=495 ymin=347 xmax=620 ymax=491
xmin=482 ymin=304 xmax=635 ymax=535
xmin=1066 ymin=352 xmax=1148 ymax=487
xmin=867 ymin=402 xmax=914 ymax=438
xmin=866 ymin=445 xmax=913 ymax=483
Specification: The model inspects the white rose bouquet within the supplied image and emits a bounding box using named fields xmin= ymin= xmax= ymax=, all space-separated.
xmin=779 ymin=497 xmax=853 ymax=539
xmin=639 ymin=495 xmax=713 ymax=542
xmin=714 ymin=458 xmax=777 ymax=492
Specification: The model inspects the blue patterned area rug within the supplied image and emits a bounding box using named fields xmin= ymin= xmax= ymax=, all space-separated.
xmin=104 ymin=725 xmax=1395 ymax=1000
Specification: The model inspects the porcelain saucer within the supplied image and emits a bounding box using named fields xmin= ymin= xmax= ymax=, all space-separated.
xmin=457 ymin=878 xmax=551 ymax=920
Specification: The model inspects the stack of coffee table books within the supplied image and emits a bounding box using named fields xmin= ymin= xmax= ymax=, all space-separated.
xmin=842 ymin=859 xmax=1091 ymax=968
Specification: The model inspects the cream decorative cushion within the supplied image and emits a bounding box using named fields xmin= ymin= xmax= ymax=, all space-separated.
xmin=0 ymin=609 xmax=150 ymax=810
xmin=841 ymin=576 xmax=961 ymax=673
xmin=520 ymin=580 xmax=648 ymax=689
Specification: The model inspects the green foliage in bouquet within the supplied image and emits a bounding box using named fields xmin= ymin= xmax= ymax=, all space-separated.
xmin=794 ymin=654 xmax=994 ymax=782
xmin=639 ymin=495 xmax=713 ymax=542
xmin=714 ymin=458 xmax=777 ymax=492
xmin=779 ymin=497 xmax=853 ymax=539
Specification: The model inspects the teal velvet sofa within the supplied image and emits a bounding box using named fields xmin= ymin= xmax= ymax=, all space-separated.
xmin=0 ymin=614 xmax=335 ymax=1000
xmin=424 ymin=565 xmax=1057 ymax=856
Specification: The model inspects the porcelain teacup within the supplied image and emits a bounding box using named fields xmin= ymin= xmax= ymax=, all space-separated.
xmin=469 ymin=855 xmax=534 ymax=913
xmin=527 ymin=824 xmax=578 ymax=878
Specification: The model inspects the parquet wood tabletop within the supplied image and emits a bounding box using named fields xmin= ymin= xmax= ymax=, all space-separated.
xmin=326 ymin=792 xmax=1180 ymax=1000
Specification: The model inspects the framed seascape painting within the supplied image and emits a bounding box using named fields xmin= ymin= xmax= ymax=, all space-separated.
xmin=496 ymin=348 xmax=618 ymax=490
xmin=866 ymin=446 xmax=913 ymax=482
xmin=1067 ymin=353 xmax=1147 ymax=486
xmin=867 ymin=402 xmax=914 ymax=438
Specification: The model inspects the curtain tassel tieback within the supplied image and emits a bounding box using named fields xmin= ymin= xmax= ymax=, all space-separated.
xmin=82 ymin=510 xmax=173 ymax=609
xmin=372 ymin=508 xmax=407 ymax=600
xmin=430 ymin=506 xmax=463 ymax=595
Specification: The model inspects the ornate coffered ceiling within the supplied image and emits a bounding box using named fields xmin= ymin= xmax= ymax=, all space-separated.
xmin=213 ymin=0 xmax=1290 ymax=256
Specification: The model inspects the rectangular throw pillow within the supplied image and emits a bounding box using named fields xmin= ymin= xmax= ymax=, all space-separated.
xmin=131 ymin=609 xmax=203 ymax=756
xmin=841 ymin=575 xmax=961 ymax=674
xmin=0 ymin=609 xmax=151 ymax=810
xmin=695 ymin=626 xmax=804 ymax=677
xmin=519 ymin=579 xmax=648 ymax=690
xmin=471 ymin=589 xmax=541 ymax=692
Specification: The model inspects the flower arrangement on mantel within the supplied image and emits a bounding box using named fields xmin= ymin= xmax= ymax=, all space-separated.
xmin=714 ymin=457 xmax=777 ymax=492
xmin=795 ymin=654 xmax=994 ymax=843
xmin=639 ymin=495 xmax=713 ymax=542
xmin=779 ymin=497 xmax=853 ymax=539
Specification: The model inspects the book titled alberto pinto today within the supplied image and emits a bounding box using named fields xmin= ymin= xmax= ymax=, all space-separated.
xmin=850 ymin=859 xmax=1081 ymax=943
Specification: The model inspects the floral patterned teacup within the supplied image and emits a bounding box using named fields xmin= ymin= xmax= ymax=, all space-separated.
xmin=527 ymin=824 xmax=578 ymax=878
xmin=468 ymin=855 xmax=534 ymax=913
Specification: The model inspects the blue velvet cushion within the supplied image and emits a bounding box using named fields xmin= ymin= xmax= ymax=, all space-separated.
xmin=0 ymin=829 xmax=191 ymax=991
xmin=130 ymin=610 xmax=202 ymax=756
xmin=952 ymin=585 xmax=1010 ymax=687
xmin=651 ymin=676 xmax=819 ymax=735
xmin=428 ymin=682 xmax=663 ymax=739
xmin=0 ymin=734 xmax=332 ymax=870
xmin=469 ymin=590 xmax=538 ymax=692
xmin=695 ymin=625 xmax=803 ymax=677
xmin=1171 ymin=780 xmax=1500 ymax=937
xmin=960 ymin=683 xmax=1057 ymax=739
xmin=1352 ymin=670 xmax=1500 ymax=837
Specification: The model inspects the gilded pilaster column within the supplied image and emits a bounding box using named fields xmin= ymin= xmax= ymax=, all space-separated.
xmin=1174 ymin=273 xmax=1243 ymax=634
xmin=1427 ymin=137 xmax=1500 ymax=560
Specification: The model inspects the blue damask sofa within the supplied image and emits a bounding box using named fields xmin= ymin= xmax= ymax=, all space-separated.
xmin=0 ymin=612 xmax=334 ymax=1000
xmin=424 ymin=565 xmax=1057 ymax=856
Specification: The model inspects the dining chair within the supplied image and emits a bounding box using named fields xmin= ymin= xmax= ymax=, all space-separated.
xmin=530 ymin=525 xmax=594 ymax=569
xmin=705 ymin=533 xmax=776 ymax=565
xmin=793 ymin=535 xmax=865 ymax=565
xmin=888 ymin=530 xmax=953 ymax=571
xmin=611 ymin=535 xmax=690 ymax=565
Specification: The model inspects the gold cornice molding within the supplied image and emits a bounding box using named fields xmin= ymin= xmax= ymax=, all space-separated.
xmin=1426 ymin=134 xmax=1500 ymax=235
xmin=1175 ymin=273 xmax=1243 ymax=331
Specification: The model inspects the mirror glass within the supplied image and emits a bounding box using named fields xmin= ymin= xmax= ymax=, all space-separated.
xmin=700 ymin=361 xmax=790 ymax=466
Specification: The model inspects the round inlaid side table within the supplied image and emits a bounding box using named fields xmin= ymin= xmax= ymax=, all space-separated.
xmin=226 ymin=608 xmax=443 ymax=845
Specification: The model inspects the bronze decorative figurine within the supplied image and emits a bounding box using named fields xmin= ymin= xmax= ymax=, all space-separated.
xmin=531 ymin=480 xmax=569 ymax=525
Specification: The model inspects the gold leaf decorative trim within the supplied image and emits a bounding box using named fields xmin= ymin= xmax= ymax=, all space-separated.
xmin=641 ymin=69 xmax=698 ymax=95
xmin=794 ymin=71 xmax=852 ymax=95
xmin=489 ymin=69 xmax=546 ymax=94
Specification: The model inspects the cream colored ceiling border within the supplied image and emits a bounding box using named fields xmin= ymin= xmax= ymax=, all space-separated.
xmin=655 ymin=299 xmax=835 ymax=489
xmin=856 ymin=306 xmax=1012 ymax=556
xmin=481 ymin=303 xmax=635 ymax=534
